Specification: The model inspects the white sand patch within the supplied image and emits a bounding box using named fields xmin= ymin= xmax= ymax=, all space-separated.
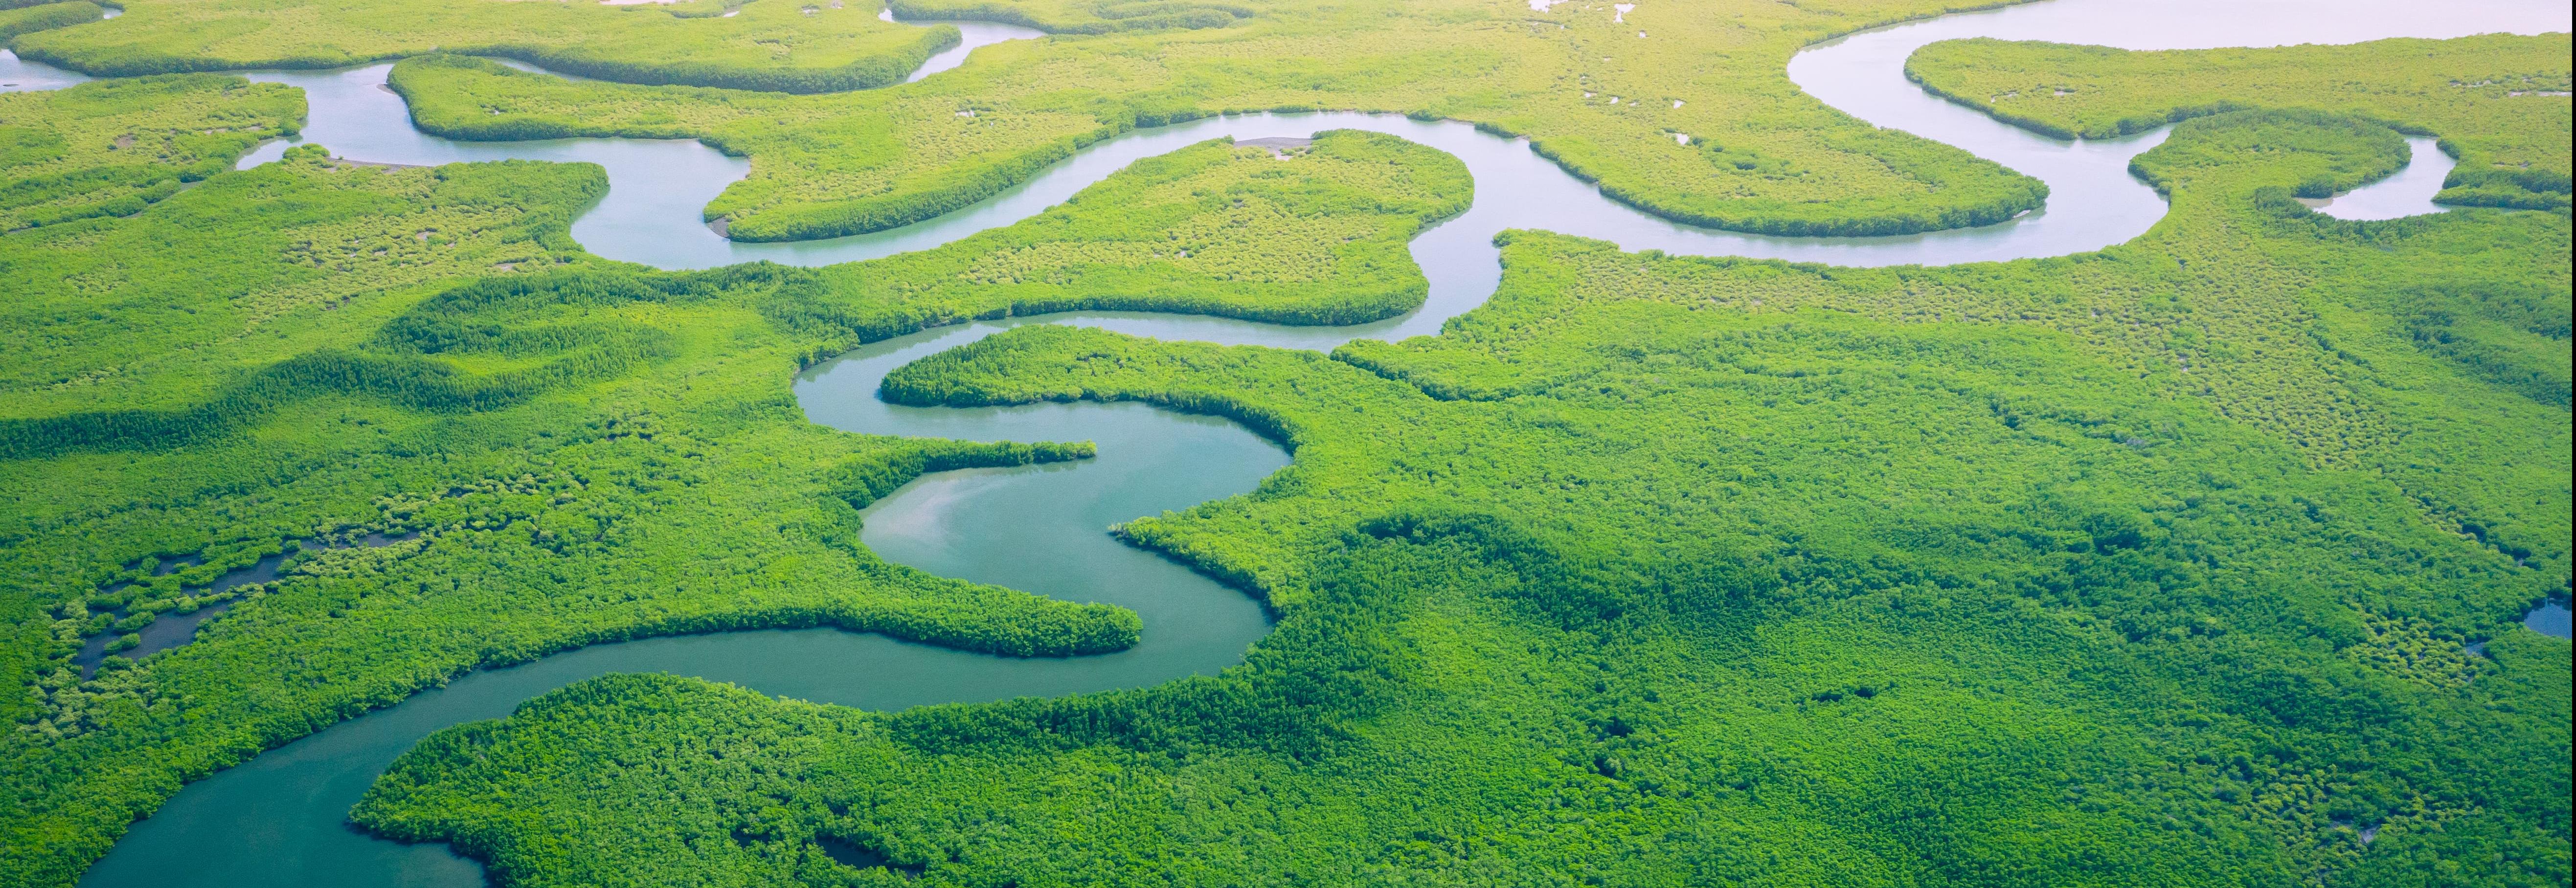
xmin=1672 ymin=99 xmax=1682 ymax=108
xmin=1671 ymin=132 xmax=1689 ymax=145
xmin=1529 ymin=0 xmax=1565 ymax=11
xmin=1611 ymin=2 xmax=1631 ymax=22
xmin=600 ymin=0 xmax=681 ymax=5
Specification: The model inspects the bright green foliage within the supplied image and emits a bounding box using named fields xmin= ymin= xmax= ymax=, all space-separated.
xmin=347 ymin=110 xmax=2570 ymax=887
xmin=0 ymin=73 xmax=299 ymax=233
xmin=0 ymin=128 xmax=1466 ymax=450
xmin=1400 ymin=108 xmax=2576 ymax=587
xmin=0 ymin=108 xmax=1478 ymax=887
xmin=0 ymin=142 xmax=605 ymax=423
xmin=0 ymin=263 xmax=1143 ymax=887
xmin=14 ymin=0 xmax=956 ymax=93
xmin=1906 ymin=34 xmax=2575 ymax=211
xmin=0 ymin=1 xmax=96 ymax=44
xmin=381 ymin=0 xmax=2049 ymax=241
xmin=3 ymin=22 xmax=2569 ymax=888
xmin=804 ymin=129 xmax=1471 ymax=330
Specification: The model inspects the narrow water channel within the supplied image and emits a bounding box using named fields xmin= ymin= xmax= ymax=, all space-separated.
xmin=26 ymin=0 xmax=2569 ymax=884
xmin=882 ymin=8 xmax=1048 ymax=83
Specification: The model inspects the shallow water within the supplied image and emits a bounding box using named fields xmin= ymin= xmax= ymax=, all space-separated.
xmin=0 ymin=48 xmax=91 ymax=92
xmin=69 ymin=533 xmax=418 ymax=678
xmin=2301 ymin=136 xmax=2457 ymax=220
xmin=46 ymin=0 xmax=2575 ymax=884
xmin=217 ymin=81 xmax=2158 ymax=273
xmin=78 ymin=320 xmax=1283 ymax=888
xmin=2527 ymin=601 xmax=2573 ymax=639
xmin=195 ymin=0 xmax=2528 ymax=273
xmin=886 ymin=9 xmax=1049 ymax=83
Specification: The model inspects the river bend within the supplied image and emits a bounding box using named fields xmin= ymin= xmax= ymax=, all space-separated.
xmin=10 ymin=0 xmax=2564 ymax=884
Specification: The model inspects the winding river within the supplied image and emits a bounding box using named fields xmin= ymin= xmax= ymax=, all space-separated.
xmin=7 ymin=0 xmax=2564 ymax=883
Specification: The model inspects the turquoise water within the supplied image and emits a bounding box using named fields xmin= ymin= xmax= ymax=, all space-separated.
xmin=29 ymin=0 xmax=2568 ymax=883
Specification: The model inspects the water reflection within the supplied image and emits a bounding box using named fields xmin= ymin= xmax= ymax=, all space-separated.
xmin=2300 ymin=136 xmax=2458 ymax=220
xmin=0 ymin=48 xmax=91 ymax=92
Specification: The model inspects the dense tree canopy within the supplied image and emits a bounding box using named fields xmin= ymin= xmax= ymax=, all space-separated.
xmin=0 ymin=9 xmax=2565 ymax=888
xmin=15 ymin=0 xmax=958 ymax=93
xmin=355 ymin=107 xmax=2567 ymax=886
xmin=362 ymin=0 xmax=2054 ymax=242
xmin=0 ymin=107 xmax=1471 ymax=885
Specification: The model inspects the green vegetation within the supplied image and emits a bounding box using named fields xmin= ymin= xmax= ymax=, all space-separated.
xmin=0 ymin=108 xmax=1475 ymax=886
xmin=1 ymin=128 xmax=1462 ymax=454
xmin=1906 ymin=34 xmax=2575 ymax=211
xmin=0 ymin=133 xmax=604 ymax=424
xmin=13 ymin=0 xmax=957 ymax=93
xmin=805 ymin=129 xmax=1471 ymax=329
xmin=378 ymin=0 xmax=2050 ymax=241
xmin=0 ymin=72 xmax=298 ymax=233
xmin=1 ymin=15 xmax=2567 ymax=888
xmin=348 ymin=108 xmax=2569 ymax=886
xmin=0 ymin=1 xmax=96 ymax=44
